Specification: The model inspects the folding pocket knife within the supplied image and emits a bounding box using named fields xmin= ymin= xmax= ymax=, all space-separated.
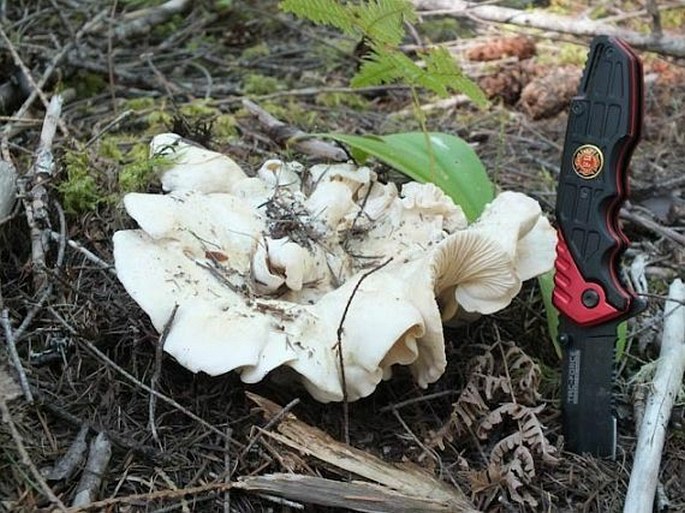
xmin=553 ymin=36 xmax=646 ymax=458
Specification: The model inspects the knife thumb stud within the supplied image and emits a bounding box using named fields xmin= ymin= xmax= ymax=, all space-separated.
xmin=581 ymin=289 xmax=600 ymax=308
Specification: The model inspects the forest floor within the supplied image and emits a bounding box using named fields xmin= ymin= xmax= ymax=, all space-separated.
xmin=0 ymin=1 xmax=684 ymax=512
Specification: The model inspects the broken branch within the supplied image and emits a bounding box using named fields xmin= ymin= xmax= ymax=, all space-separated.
xmin=624 ymin=279 xmax=685 ymax=513
xmin=412 ymin=0 xmax=685 ymax=58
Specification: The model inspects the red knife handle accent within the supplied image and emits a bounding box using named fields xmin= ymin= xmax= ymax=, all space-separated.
xmin=553 ymin=231 xmax=621 ymax=325
xmin=553 ymin=36 xmax=643 ymax=325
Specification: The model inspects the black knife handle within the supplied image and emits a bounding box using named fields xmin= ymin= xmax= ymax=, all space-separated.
xmin=560 ymin=319 xmax=617 ymax=458
xmin=553 ymin=36 xmax=643 ymax=327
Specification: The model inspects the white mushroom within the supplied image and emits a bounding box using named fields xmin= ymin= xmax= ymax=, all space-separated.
xmin=113 ymin=134 xmax=556 ymax=402
xmin=151 ymin=133 xmax=247 ymax=193
xmin=469 ymin=191 xmax=557 ymax=282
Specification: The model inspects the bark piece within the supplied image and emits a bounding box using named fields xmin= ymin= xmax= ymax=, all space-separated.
xmin=237 ymin=473 xmax=473 ymax=513
xmin=248 ymin=393 xmax=480 ymax=513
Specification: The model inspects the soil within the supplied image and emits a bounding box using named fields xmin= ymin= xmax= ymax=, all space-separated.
xmin=0 ymin=1 xmax=683 ymax=512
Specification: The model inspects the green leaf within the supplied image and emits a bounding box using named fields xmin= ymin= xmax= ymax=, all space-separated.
xmin=538 ymin=270 xmax=560 ymax=358
xmin=318 ymin=131 xmax=494 ymax=220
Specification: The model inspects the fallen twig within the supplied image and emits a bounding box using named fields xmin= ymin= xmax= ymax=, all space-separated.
xmin=149 ymin=304 xmax=178 ymax=446
xmin=620 ymin=208 xmax=685 ymax=246
xmin=412 ymin=0 xmax=685 ymax=58
xmin=65 ymin=481 xmax=234 ymax=512
xmin=72 ymin=432 xmax=112 ymax=507
xmin=15 ymin=94 xmax=63 ymax=291
xmin=115 ymin=0 xmax=192 ymax=41
xmin=43 ymin=425 xmax=89 ymax=481
xmin=229 ymin=397 xmax=300 ymax=479
xmin=624 ymin=278 xmax=685 ymax=513
xmin=335 ymin=257 xmax=393 ymax=444
xmin=242 ymin=99 xmax=349 ymax=161
xmin=49 ymin=231 xmax=116 ymax=274
xmin=0 ymin=287 xmax=32 ymax=402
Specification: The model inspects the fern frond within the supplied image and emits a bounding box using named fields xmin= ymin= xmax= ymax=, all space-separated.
xmin=423 ymin=47 xmax=489 ymax=106
xmin=279 ymin=0 xmax=356 ymax=35
xmin=352 ymin=0 xmax=416 ymax=46
xmin=350 ymin=48 xmax=416 ymax=87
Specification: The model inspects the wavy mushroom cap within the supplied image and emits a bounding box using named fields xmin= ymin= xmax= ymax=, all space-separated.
xmin=151 ymin=133 xmax=247 ymax=193
xmin=113 ymin=134 xmax=556 ymax=402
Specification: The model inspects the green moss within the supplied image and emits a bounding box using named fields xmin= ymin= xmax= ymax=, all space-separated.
xmin=59 ymin=151 xmax=102 ymax=213
xmin=179 ymin=100 xmax=217 ymax=118
xmin=125 ymin=97 xmax=157 ymax=111
xmin=262 ymin=100 xmax=318 ymax=129
xmin=588 ymin=4 xmax=609 ymax=19
xmin=118 ymin=142 xmax=165 ymax=192
xmin=243 ymin=73 xmax=282 ymax=95
xmin=315 ymin=92 xmax=369 ymax=110
xmin=70 ymin=72 xmax=107 ymax=98
xmin=558 ymin=44 xmax=587 ymax=65
xmin=214 ymin=0 xmax=233 ymax=10
xmin=147 ymin=110 xmax=174 ymax=132
xmin=152 ymin=14 xmax=184 ymax=38
xmin=662 ymin=7 xmax=685 ymax=28
xmin=240 ymin=42 xmax=271 ymax=61
xmin=98 ymin=137 xmax=124 ymax=161
xmin=213 ymin=114 xmax=237 ymax=138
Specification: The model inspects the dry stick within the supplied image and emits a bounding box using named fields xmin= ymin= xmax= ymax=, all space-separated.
xmin=411 ymin=0 xmax=685 ymax=58
xmin=335 ymin=258 xmax=393 ymax=445
xmin=0 ymin=287 xmax=32 ymax=402
xmin=0 ymin=29 xmax=55 ymax=128
xmin=241 ymin=99 xmax=349 ymax=162
xmin=379 ymin=390 xmax=457 ymax=413
xmin=13 ymin=284 xmax=53 ymax=343
xmin=15 ymin=94 xmax=63 ymax=292
xmin=620 ymin=208 xmax=685 ymax=246
xmin=78 ymin=337 xmax=239 ymax=445
xmin=624 ymin=279 xmax=685 ymax=513
xmin=65 ymin=482 xmax=234 ymax=513
xmin=114 ymin=0 xmax=192 ymax=40
xmin=48 ymin=231 xmax=116 ymax=274
xmin=43 ymin=424 xmax=89 ymax=481
xmin=224 ymin=427 xmax=233 ymax=513
xmin=149 ymin=304 xmax=179 ymax=446
xmin=71 ymin=432 xmax=112 ymax=507
xmin=0 ymin=399 xmax=68 ymax=511
xmin=228 ymin=398 xmax=301 ymax=479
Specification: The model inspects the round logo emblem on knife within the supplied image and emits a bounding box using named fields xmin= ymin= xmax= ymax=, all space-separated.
xmin=572 ymin=144 xmax=604 ymax=179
